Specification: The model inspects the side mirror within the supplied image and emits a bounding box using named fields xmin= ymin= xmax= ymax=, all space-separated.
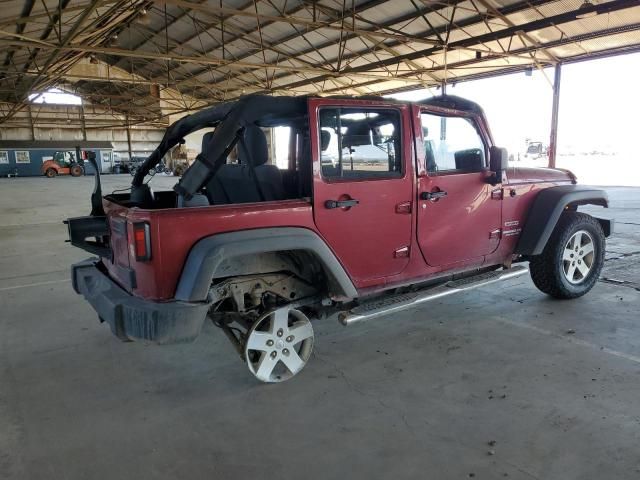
xmin=489 ymin=146 xmax=508 ymax=185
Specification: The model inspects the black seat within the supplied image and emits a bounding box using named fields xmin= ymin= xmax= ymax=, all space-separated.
xmin=206 ymin=164 xmax=262 ymax=204
xmin=241 ymin=125 xmax=285 ymax=201
xmin=177 ymin=133 xmax=215 ymax=207
xmin=203 ymin=127 xmax=260 ymax=204
xmin=177 ymin=193 xmax=210 ymax=207
xmin=320 ymin=129 xmax=331 ymax=151
xmin=205 ymin=125 xmax=285 ymax=205
xmin=425 ymin=140 xmax=437 ymax=172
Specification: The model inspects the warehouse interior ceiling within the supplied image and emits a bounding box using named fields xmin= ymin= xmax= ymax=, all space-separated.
xmin=0 ymin=0 xmax=639 ymax=128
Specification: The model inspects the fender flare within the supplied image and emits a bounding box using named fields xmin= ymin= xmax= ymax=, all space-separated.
xmin=174 ymin=227 xmax=358 ymax=302
xmin=515 ymin=185 xmax=611 ymax=256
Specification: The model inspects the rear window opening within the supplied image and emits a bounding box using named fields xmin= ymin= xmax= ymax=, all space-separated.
xmin=109 ymin=97 xmax=313 ymax=210
xmin=198 ymin=120 xmax=312 ymax=206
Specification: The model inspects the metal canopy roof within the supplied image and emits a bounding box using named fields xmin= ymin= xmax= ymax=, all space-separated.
xmin=0 ymin=0 xmax=638 ymax=126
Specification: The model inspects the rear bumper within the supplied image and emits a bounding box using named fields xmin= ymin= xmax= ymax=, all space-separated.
xmin=72 ymin=258 xmax=210 ymax=344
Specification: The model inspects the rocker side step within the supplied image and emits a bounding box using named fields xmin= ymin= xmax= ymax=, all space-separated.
xmin=339 ymin=266 xmax=529 ymax=326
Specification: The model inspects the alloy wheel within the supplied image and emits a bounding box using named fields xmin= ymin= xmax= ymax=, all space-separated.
xmin=562 ymin=229 xmax=595 ymax=284
xmin=244 ymin=306 xmax=314 ymax=383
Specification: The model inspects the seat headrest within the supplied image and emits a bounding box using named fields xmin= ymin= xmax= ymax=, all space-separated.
xmin=320 ymin=130 xmax=331 ymax=151
xmin=342 ymin=122 xmax=371 ymax=148
xmin=201 ymin=132 xmax=215 ymax=153
xmin=239 ymin=125 xmax=268 ymax=167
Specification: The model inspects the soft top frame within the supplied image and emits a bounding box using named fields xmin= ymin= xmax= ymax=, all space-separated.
xmin=129 ymin=93 xmax=486 ymax=202
xmin=132 ymin=95 xmax=308 ymax=188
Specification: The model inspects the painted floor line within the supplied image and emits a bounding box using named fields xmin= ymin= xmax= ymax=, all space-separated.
xmin=496 ymin=316 xmax=640 ymax=365
xmin=0 ymin=278 xmax=71 ymax=292
xmin=0 ymin=221 xmax=65 ymax=227
xmin=0 ymin=269 xmax=68 ymax=281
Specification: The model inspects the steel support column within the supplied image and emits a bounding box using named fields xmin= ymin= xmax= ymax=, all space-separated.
xmin=27 ymin=104 xmax=35 ymax=140
xmin=548 ymin=63 xmax=562 ymax=168
xmin=126 ymin=115 xmax=133 ymax=162
xmin=80 ymin=105 xmax=87 ymax=141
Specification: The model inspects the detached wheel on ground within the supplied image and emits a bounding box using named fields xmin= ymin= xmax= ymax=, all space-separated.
xmin=530 ymin=211 xmax=605 ymax=299
xmin=45 ymin=168 xmax=57 ymax=178
xmin=244 ymin=306 xmax=314 ymax=383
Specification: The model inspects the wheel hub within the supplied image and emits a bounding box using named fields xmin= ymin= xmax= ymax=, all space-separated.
xmin=244 ymin=306 xmax=314 ymax=383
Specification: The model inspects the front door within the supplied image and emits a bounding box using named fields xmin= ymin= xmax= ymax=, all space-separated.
xmin=415 ymin=106 xmax=502 ymax=267
xmin=310 ymin=99 xmax=414 ymax=285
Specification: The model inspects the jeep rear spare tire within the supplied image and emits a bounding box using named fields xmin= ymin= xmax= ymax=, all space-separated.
xmin=529 ymin=211 xmax=605 ymax=299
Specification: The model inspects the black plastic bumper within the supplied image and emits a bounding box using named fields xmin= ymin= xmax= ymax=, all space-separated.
xmin=72 ymin=258 xmax=211 ymax=344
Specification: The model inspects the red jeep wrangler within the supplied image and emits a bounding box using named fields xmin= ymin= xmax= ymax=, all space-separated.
xmin=67 ymin=95 xmax=612 ymax=382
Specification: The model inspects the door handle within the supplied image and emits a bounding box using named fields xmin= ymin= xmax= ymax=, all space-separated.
xmin=420 ymin=190 xmax=447 ymax=201
xmin=325 ymin=199 xmax=359 ymax=209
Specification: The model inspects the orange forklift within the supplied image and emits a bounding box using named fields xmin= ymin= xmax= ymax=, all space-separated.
xmin=41 ymin=147 xmax=93 ymax=177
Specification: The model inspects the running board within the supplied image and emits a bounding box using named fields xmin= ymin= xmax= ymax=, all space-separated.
xmin=339 ymin=266 xmax=529 ymax=326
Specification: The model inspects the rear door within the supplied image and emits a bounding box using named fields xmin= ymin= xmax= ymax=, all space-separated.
xmin=310 ymin=99 xmax=414 ymax=285
xmin=414 ymin=106 xmax=502 ymax=267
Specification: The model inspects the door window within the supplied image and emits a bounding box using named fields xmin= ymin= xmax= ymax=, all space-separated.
xmin=420 ymin=113 xmax=486 ymax=174
xmin=319 ymin=108 xmax=402 ymax=180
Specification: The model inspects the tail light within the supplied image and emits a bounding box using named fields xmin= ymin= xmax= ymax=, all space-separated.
xmin=132 ymin=222 xmax=151 ymax=261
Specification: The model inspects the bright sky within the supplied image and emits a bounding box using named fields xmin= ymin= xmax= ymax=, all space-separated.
xmin=390 ymin=52 xmax=640 ymax=157
xmin=29 ymin=88 xmax=82 ymax=105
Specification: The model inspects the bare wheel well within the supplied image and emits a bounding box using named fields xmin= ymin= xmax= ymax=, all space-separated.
xmin=174 ymin=227 xmax=358 ymax=302
xmin=208 ymin=250 xmax=330 ymax=313
xmin=211 ymin=250 xmax=326 ymax=285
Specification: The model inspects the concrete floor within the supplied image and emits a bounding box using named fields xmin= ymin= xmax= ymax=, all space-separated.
xmin=1 ymin=175 xmax=639 ymax=480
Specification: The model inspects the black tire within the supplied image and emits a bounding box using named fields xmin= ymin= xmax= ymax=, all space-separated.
xmin=70 ymin=165 xmax=84 ymax=177
xmin=529 ymin=211 xmax=605 ymax=299
xmin=45 ymin=168 xmax=57 ymax=178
